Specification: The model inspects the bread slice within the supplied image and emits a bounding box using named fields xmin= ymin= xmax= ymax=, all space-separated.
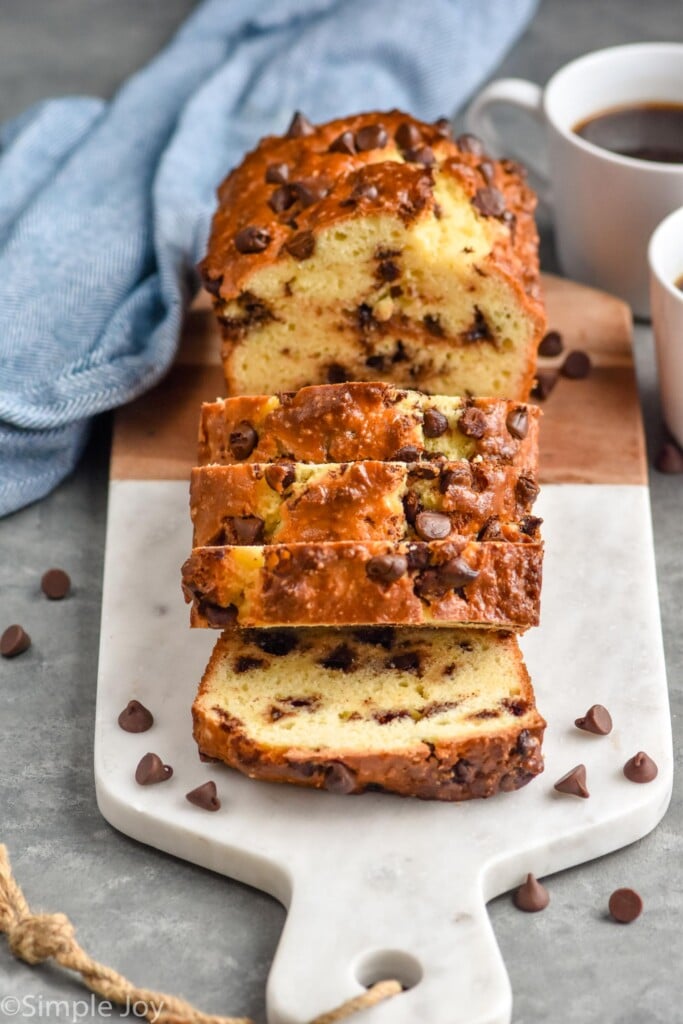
xmin=182 ymin=535 xmax=543 ymax=631
xmin=191 ymin=459 xmax=539 ymax=547
xmin=193 ymin=626 xmax=545 ymax=800
xmin=198 ymin=383 xmax=540 ymax=470
xmin=199 ymin=110 xmax=545 ymax=400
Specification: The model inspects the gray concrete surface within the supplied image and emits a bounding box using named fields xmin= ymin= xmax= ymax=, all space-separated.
xmin=0 ymin=2 xmax=681 ymax=1021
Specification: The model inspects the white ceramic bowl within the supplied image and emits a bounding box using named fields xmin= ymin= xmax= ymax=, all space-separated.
xmin=649 ymin=205 xmax=683 ymax=448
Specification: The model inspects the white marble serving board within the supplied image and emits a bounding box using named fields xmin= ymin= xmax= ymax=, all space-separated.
xmin=95 ymin=480 xmax=672 ymax=1024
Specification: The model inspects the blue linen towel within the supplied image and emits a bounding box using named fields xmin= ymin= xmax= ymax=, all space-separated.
xmin=0 ymin=0 xmax=537 ymax=516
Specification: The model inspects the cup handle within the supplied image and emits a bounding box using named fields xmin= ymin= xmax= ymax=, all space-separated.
xmin=465 ymin=78 xmax=551 ymax=205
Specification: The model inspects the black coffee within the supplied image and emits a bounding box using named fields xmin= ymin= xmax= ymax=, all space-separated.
xmin=574 ymin=102 xmax=683 ymax=163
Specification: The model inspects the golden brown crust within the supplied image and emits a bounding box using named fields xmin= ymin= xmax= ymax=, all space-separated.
xmin=182 ymin=537 xmax=543 ymax=630
xmin=197 ymin=383 xmax=540 ymax=469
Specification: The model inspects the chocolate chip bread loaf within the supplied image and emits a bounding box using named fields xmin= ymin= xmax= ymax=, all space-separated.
xmin=182 ymin=535 xmax=543 ymax=631
xmin=191 ymin=459 xmax=540 ymax=547
xmin=199 ymin=110 xmax=545 ymax=400
xmin=198 ymin=383 xmax=540 ymax=470
xmin=193 ymin=626 xmax=545 ymax=800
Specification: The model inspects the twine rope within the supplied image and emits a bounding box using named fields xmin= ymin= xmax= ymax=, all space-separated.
xmin=0 ymin=845 xmax=400 ymax=1024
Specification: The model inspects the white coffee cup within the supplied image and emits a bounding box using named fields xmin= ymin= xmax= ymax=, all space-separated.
xmin=649 ymin=206 xmax=683 ymax=447
xmin=466 ymin=43 xmax=683 ymax=317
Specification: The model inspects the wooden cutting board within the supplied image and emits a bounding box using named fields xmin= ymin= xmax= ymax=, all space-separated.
xmin=96 ymin=274 xmax=670 ymax=1024
xmin=110 ymin=273 xmax=646 ymax=485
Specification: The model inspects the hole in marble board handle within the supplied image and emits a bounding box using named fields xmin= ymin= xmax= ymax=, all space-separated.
xmin=354 ymin=949 xmax=423 ymax=991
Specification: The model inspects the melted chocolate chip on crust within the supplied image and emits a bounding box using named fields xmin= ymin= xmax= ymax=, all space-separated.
xmin=516 ymin=476 xmax=540 ymax=507
xmin=284 ymin=230 xmax=315 ymax=260
xmin=229 ymin=420 xmax=258 ymax=460
xmin=395 ymin=121 xmax=422 ymax=151
xmin=329 ymin=130 xmax=357 ymax=154
xmin=472 ymin=186 xmax=506 ymax=218
xmin=230 ymin=516 xmax=265 ymax=545
xmin=405 ymin=145 xmax=435 ymax=166
xmin=265 ymin=162 xmax=289 ymax=184
xmin=440 ymin=464 xmax=472 ymax=492
xmin=393 ymin=444 xmax=423 ymax=462
xmin=286 ymin=111 xmax=314 ymax=138
xmin=414 ymin=511 xmax=452 ymax=541
xmin=199 ymin=601 xmax=238 ymax=628
xmin=416 ymin=557 xmax=479 ymax=598
xmin=265 ymin=464 xmax=296 ymax=493
xmin=452 ymin=758 xmax=476 ymax=783
xmin=506 ymin=407 xmax=529 ymax=440
xmin=324 ymin=762 xmax=357 ymax=794
xmin=268 ymin=185 xmax=295 ymax=214
xmin=366 ymin=554 xmax=408 ymax=585
xmin=456 ymin=132 xmax=485 ymax=155
xmin=118 ymin=700 xmax=154 ymax=733
xmin=234 ymin=226 xmax=271 ymax=254
xmin=355 ymin=124 xmax=388 ymax=151
xmin=458 ymin=406 xmax=487 ymax=439
xmin=423 ymin=408 xmax=449 ymax=437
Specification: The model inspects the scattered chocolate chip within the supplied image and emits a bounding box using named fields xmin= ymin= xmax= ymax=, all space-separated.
xmin=324 ymin=762 xmax=357 ymax=794
xmin=554 ymin=763 xmax=589 ymax=798
xmin=456 ymin=132 xmax=485 ymax=155
xmin=405 ymin=145 xmax=435 ymax=167
xmin=538 ymin=330 xmax=564 ymax=357
xmin=355 ymin=124 xmax=388 ymax=151
xmin=415 ymin=511 xmax=452 ymax=541
xmin=462 ymin=307 xmax=493 ymax=343
xmin=458 ymin=406 xmax=487 ymax=439
xmin=284 ymin=230 xmax=315 ymax=260
xmin=326 ymin=362 xmax=349 ymax=384
xmin=286 ymin=111 xmax=314 ymax=138
xmin=186 ymin=780 xmax=221 ymax=811
xmin=229 ymin=420 xmax=258 ymax=460
xmin=575 ymin=704 xmax=612 ymax=736
xmin=423 ymin=314 xmax=444 ymax=337
xmin=0 ymin=625 xmax=31 ymax=658
xmin=366 ymin=554 xmax=408 ymax=585
xmin=395 ymin=121 xmax=422 ymax=151
xmin=291 ymin=178 xmax=328 ymax=207
xmin=321 ymin=644 xmax=356 ymax=672
xmin=200 ymin=601 xmax=238 ymax=628
xmin=514 ymin=874 xmax=549 ymax=912
xmin=623 ymin=751 xmax=658 ymax=784
xmin=531 ymin=370 xmax=558 ymax=401
xmin=234 ymin=226 xmax=271 ymax=254
xmin=118 ymin=700 xmax=153 ymax=733
xmin=265 ymin=464 xmax=296 ymax=493
xmin=41 ymin=568 xmax=71 ymax=600
xmin=235 ymin=655 xmax=265 ymax=673
xmin=472 ymin=186 xmax=506 ymax=218
xmin=231 ymin=516 xmax=265 ymax=545
xmin=251 ymin=630 xmax=298 ymax=656
xmin=135 ymin=752 xmax=173 ymax=786
xmin=609 ymin=888 xmax=643 ymax=923
xmin=268 ymin=185 xmax=295 ymax=214
xmin=329 ymin=130 xmax=356 ymax=155
xmin=655 ymin=441 xmax=683 ymax=474
xmin=423 ymin=408 xmax=449 ymax=438
xmin=516 ymin=475 xmax=540 ymax=507
xmin=393 ymin=445 xmax=422 ymax=462
xmin=377 ymin=259 xmax=400 ymax=282
xmin=506 ymin=407 xmax=528 ymax=440
xmin=265 ymin=162 xmax=289 ymax=185
xmin=561 ymin=350 xmax=592 ymax=379
xmin=386 ymin=650 xmax=422 ymax=674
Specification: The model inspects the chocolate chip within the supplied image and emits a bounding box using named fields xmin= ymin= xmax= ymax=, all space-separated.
xmin=268 ymin=185 xmax=295 ymax=214
xmin=402 ymin=491 xmax=420 ymax=526
xmin=377 ymin=259 xmax=400 ymax=282
xmin=561 ymin=350 xmax=592 ymax=379
xmin=554 ymin=764 xmax=589 ymax=798
xmin=353 ymin=626 xmax=396 ymax=649
xmin=286 ymin=111 xmax=314 ymax=138
xmin=329 ymin=130 xmax=356 ymax=155
xmin=251 ymin=630 xmax=298 ymax=656
xmin=655 ymin=441 xmax=683 ymax=473
xmin=458 ymin=406 xmax=487 ymax=439
xmin=608 ymin=888 xmax=643 ymax=923
xmin=393 ymin=445 xmax=422 ymax=462
xmin=477 ymin=517 xmax=503 ymax=541
xmin=321 ymin=643 xmax=356 ymax=672
xmin=423 ymin=408 xmax=448 ymax=438
xmin=452 ymin=758 xmax=476 ymax=783
xmin=326 ymin=362 xmax=349 ymax=384
xmin=440 ymin=464 xmax=472 ymax=492
xmin=265 ymin=464 xmax=296 ymax=493
xmin=366 ymin=553 xmax=408 ymax=585
xmin=341 ymin=180 xmax=379 ymax=207
xmin=514 ymin=874 xmax=549 ymax=913
xmin=41 ymin=568 xmax=71 ymax=600
xmin=200 ymin=601 xmax=238 ymax=628
xmin=291 ymin=178 xmax=328 ymax=207
xmin=203 ymin=275 xmax=222 ymax=297
xmin=284 ymin=230 xmax=315 ymax=260
xmin=516 ymin=729 xmax=535 ymax=754
xmin=265 ymin=162 xmax=289 ymax=184
xmin=575 ymin=704 xmax=613 ymax=735
xmin=531 ymin=370 xmax=558 ymax=401
xmin=519 ymin=514 xmax=543 ymax=537
xmin=416 ymin=558 xmax=479 ymax=598
xmin=433 ymin=116 xmax=451 ymax=137
xmin=462 ymin=307 xmax=493 ymax=343
xmin=324 ymin=762 xmax=356 ymax=794
xmin=415 ymin=511 xmax=451 ymax=541
xmin=472 ymin=186 xmax=506 ymax=218
xmin=623 ymin=751 xmax=658 ymax=784
xmin=135 ymin=752 xmax=173 ymax=786
xmin=229 ymin=420 xmax=258 ymax=460
xmin=405 ymin=145 xmax=435 ymax=166
xmin=186 ymin=780 xmax=221 ymax=811
xmin=118 ymin=699 xmax=153 ymax=733
xmin=235 ymin=655 xmax=265 ymax=673
xmin=423 ymin=314 xmax=444 ymax=337
xmin=231 ymin=516 xmax=265 ymax=545
xmin=234 ymin=226 xmax=271 ymax=254
xmin=538 ymin=330 xmax=564 ymax=357
xmin=0 ymin=625 xmax=31 ymax=658
xmin=198 ymin=750 xmax=220 ymax=763
xmin=516 ymin=475 xmax=540 ymax=507
xmin=506 ymin=407 xmax=529 ymax=440
xmin=386 ymin=651 xmax=421 ymax=674
xmin=355 ymin=124 xmax=388 ymax=151
xmin=395 ymin=121 xmax=422 ymax=151
xmin=456 ymin=132 xmax=485 ymax=155
xmin=478 ymin=160 xmax=495 ymax=185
